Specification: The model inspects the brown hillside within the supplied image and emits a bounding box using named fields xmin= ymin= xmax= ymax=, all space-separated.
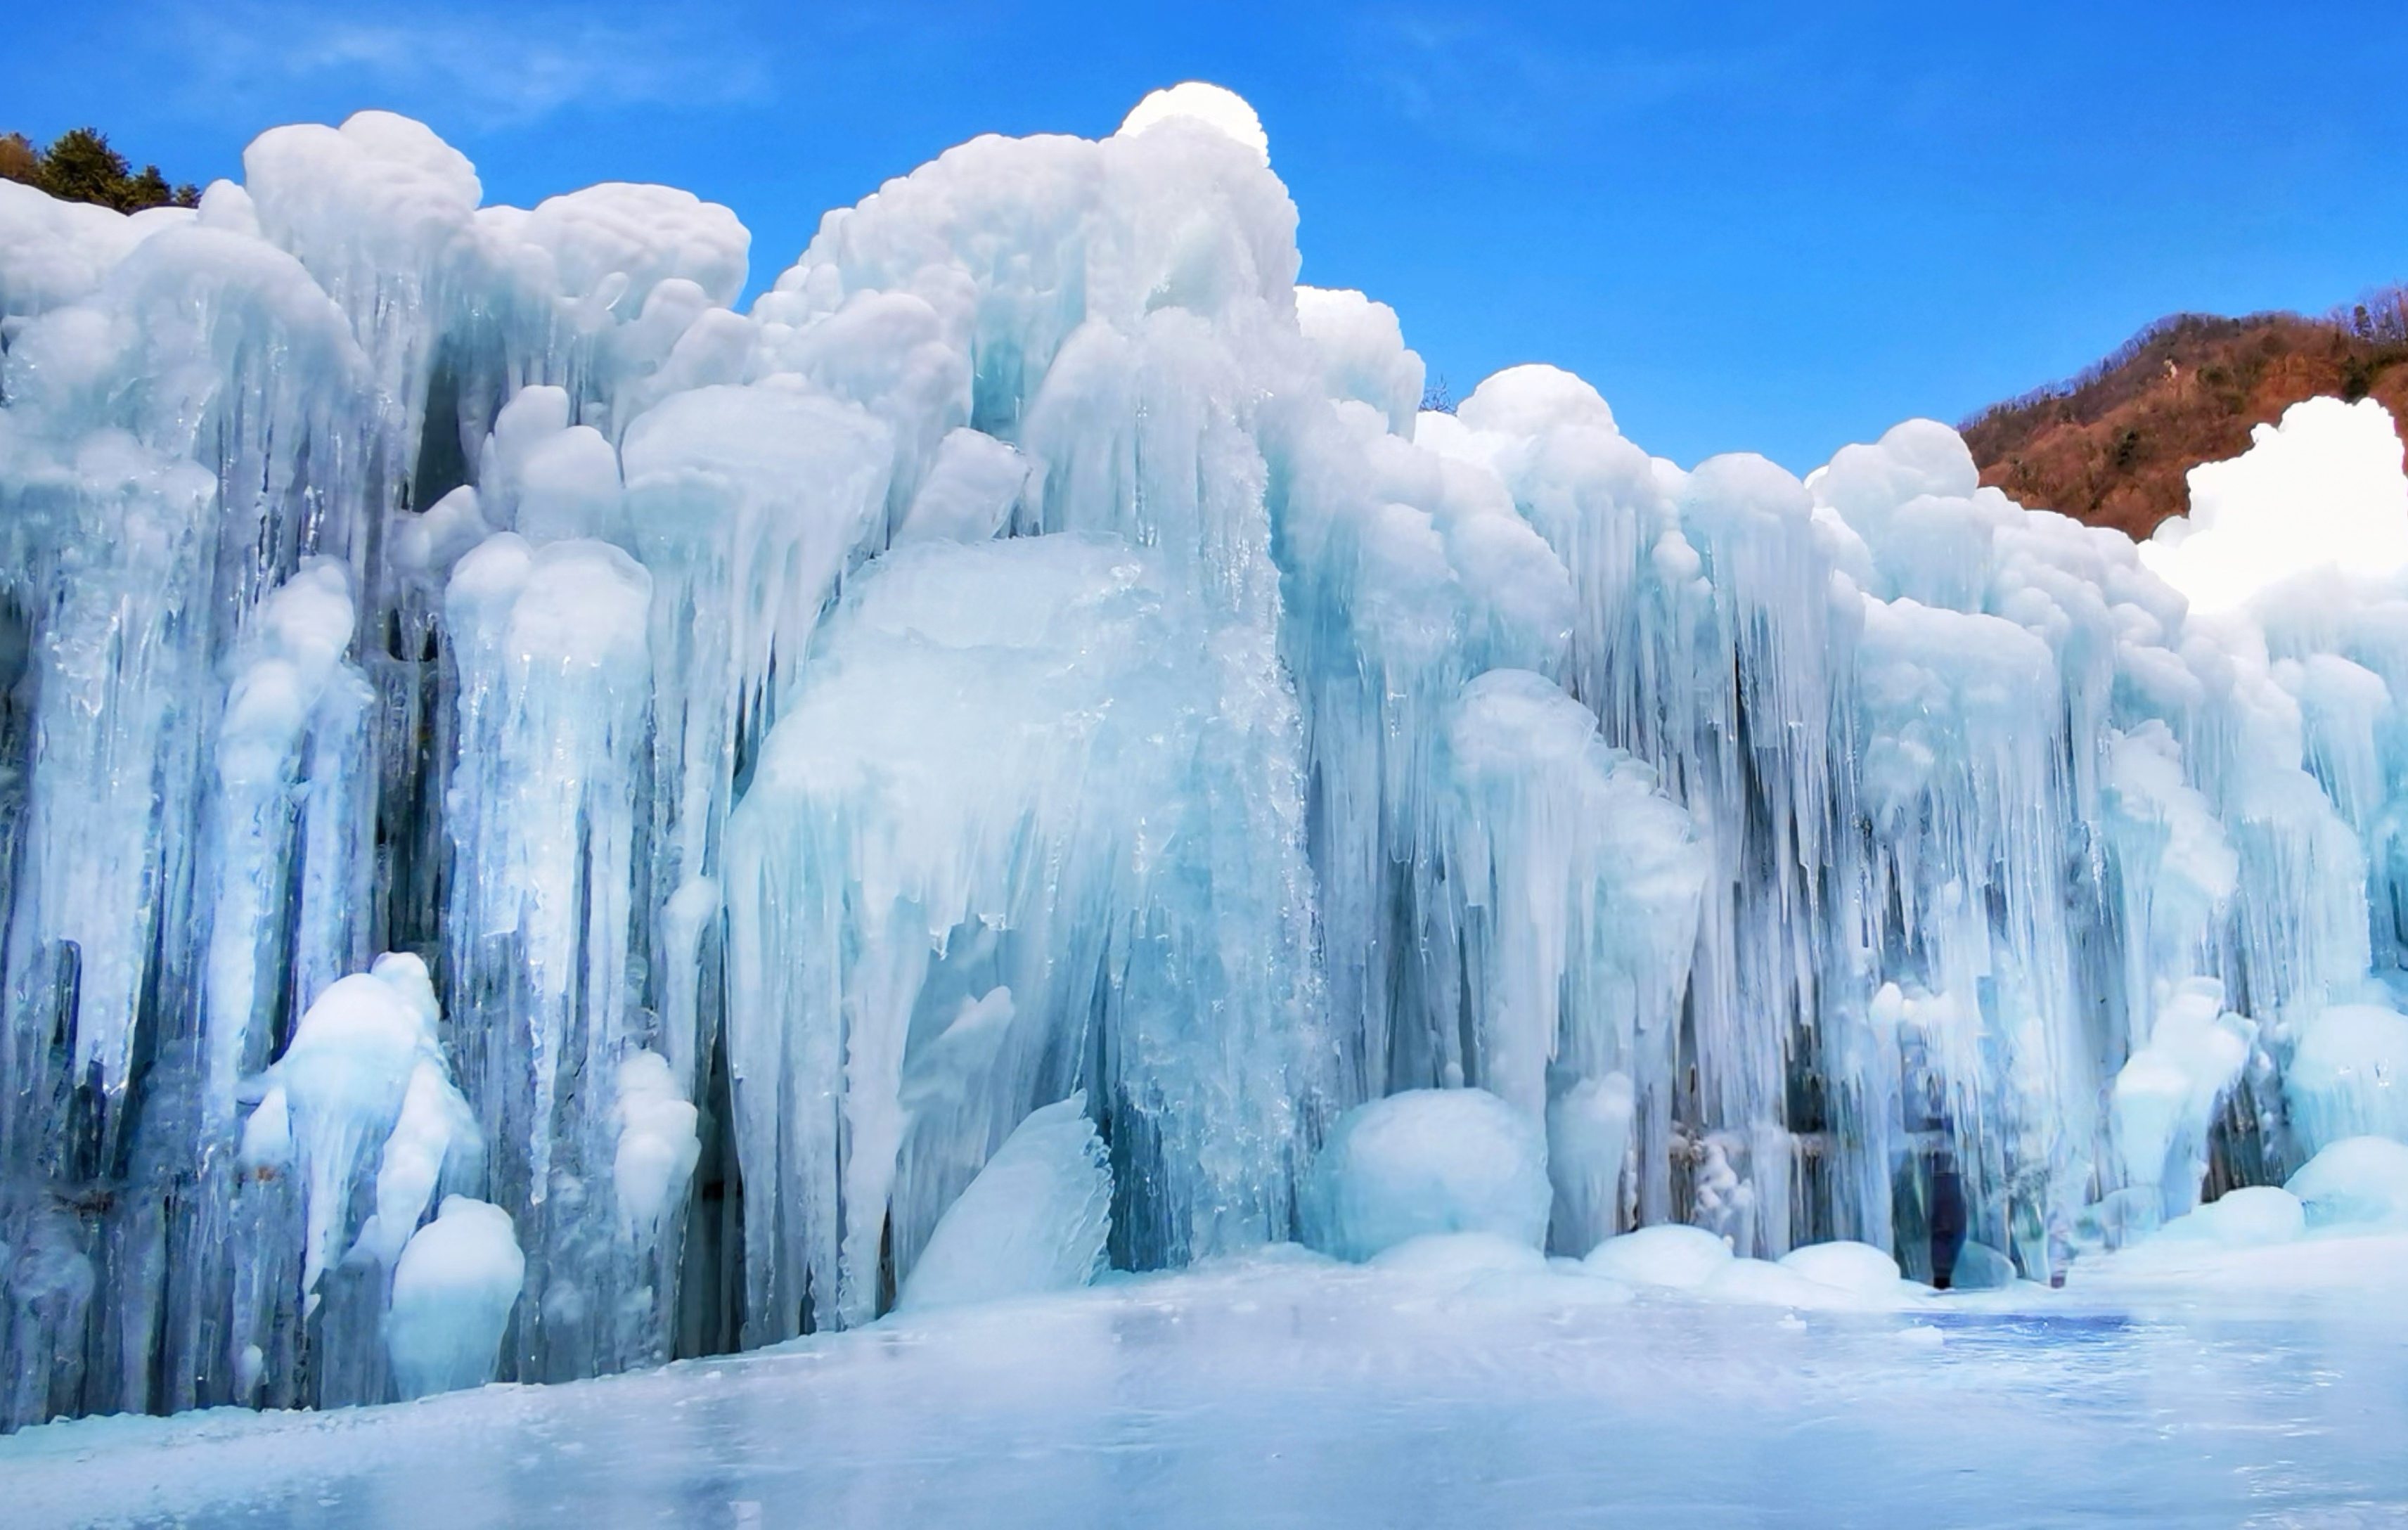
xmin=1962 ymin=294 xmax=2408 ymax=541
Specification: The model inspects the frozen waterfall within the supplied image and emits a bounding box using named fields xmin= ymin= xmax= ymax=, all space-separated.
xmin=4 ymin=84 xmax=2408 ymax=1428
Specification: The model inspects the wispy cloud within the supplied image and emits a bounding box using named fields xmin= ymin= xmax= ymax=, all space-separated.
xmin=1358 ymin=12 xmax=1779 ymax=156
xmin=174 ymin=3 xmax=770 ymax=129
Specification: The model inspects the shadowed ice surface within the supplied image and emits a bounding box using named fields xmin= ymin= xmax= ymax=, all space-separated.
xmin=8 ymin=1249 xmax=2407 ymax=1529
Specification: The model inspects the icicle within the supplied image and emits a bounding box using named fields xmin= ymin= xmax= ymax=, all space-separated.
xmin=441 ymin=532 xmax=652 ymax=1377
xmin=12 ymin=92 xmax=2408 ymax=1431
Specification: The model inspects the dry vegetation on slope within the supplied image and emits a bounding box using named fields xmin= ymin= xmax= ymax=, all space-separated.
xmin=1963 ymin=290 xmax=2408 ymax=540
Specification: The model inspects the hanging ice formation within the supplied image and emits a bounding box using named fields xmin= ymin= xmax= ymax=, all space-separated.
xmin=4 ymin=82 xmax=2408 ymax=1426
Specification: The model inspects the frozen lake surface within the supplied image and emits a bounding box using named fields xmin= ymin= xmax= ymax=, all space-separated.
xmin=8 ymin=1247 xmax=2407 ymax=1529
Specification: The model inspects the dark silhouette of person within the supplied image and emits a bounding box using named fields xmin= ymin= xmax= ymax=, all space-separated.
xmin=1928 ymin=1159 xmax=1968 ymax=1290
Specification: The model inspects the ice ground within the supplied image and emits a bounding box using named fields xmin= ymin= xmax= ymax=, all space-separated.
xmin=11 ymin=72 xmax=2408 ymax=1505
xmin=6 ymin=1244 xmax=2408 ymax=1529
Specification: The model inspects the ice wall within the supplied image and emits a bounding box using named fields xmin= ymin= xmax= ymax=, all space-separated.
xmin=4 ymin=83 xmax=2407 ymax=1426
xmin=723 ymin=532 xmax=1322 ymax=1334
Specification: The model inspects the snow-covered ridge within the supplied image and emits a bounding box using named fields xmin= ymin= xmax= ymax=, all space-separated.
xmin=3 ymin=88 xmax=2407 ymax=1427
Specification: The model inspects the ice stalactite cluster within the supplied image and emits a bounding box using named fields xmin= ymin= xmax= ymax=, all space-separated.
xmin=5 ymin=84 xmax=2408 ymax=1427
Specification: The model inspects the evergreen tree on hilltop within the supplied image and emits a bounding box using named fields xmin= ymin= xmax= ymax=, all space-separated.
xmin=0 ymin=126 xmax=199 ymax=212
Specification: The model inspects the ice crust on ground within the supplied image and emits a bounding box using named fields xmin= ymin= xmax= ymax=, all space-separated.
xmin=2286 ymin=1134 xmax=2408 ymax=1228
xmin=2065 ymin=1134 xmax=2408 ymax=1300
xmin=13 ymin=1250 xmax=2407 ymax=1530
xmin=8 ymin=83 xmax=2408 ymax=1429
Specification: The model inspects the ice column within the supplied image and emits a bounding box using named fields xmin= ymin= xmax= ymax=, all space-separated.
xmin=442 ymin=534 xmax=654 ymax=1377
xmin=385 ymin=1196 xmax=524 ymax=1399
xmin=202 ymin=562 xmax=377 ymax=1131
xmin=726 ymin=535 xmax=1322 ymax=1336
xmin=1443 ymin=670 xmax=1705 ymax=1249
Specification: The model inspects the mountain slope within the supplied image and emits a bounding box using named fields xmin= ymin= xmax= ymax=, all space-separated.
xmin=1962 ymin=298 xmax=2408 ymax=541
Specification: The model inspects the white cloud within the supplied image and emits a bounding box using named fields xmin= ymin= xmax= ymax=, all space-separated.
xmin=176 ymin=3 xmax=768 ymax=129
xmin=1358 ymin=12 xmax=1776 ymax=156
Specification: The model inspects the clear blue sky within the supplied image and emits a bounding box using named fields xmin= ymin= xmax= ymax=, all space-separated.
xmin=10 ymin=2 xmax=2408 ymax=470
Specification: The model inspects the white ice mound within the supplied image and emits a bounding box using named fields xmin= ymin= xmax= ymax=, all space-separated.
xmin=1702 ymin=1257 xmax=1880 ymax=1309
xmin=1361 ymin=1233 xmax=1640 ymax=1313
xmin=1950 ymin=1242 xmax=2021 ymax=1290
xmin=2155 ymin=1185 xmax=2308 ymax=1249
xmin=1582 ymin=1234 xmax=1914 ymax=1309
xmin=254 ymin=953 xmax=474 ymax=1309
xmin=2286 ymin=1136 xmax=2408 ymax=1230
xmin=1116 ymin=82 xmax=1270 ymax=165
xmin=2141 ymin=396 xmax=2408 ymax=614
xmin=385 ymin=1196 xmax=524 ymax=1400
xmin=512 ymin=180 xmax=750 ymax=312
xmin=1303 ymin=1088 xmax=1551 ymax=1262
xmin=1776 ymin=1240 xmax=1906 ymax=1297
xmin=0 ymin=177 xmax=193 ymax=319
xmin=1296 ymin=286 xmax=1424 ymax=435
xmin=1582 ymin=1223 xmax=1732 ymax=1288
xmin=1366 ymin=1230 xmax=1551 ymax=1279
xmin=612 ymin=1050 xmax=701 ymax=1249
xmin=894 ymin=1094 xmax=1112 ymax=1314
xmin=2286 ymin=1003 xmax=2408 ymax=1155
xmin=1456 ymin=364 xmax=1618 ymax=439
